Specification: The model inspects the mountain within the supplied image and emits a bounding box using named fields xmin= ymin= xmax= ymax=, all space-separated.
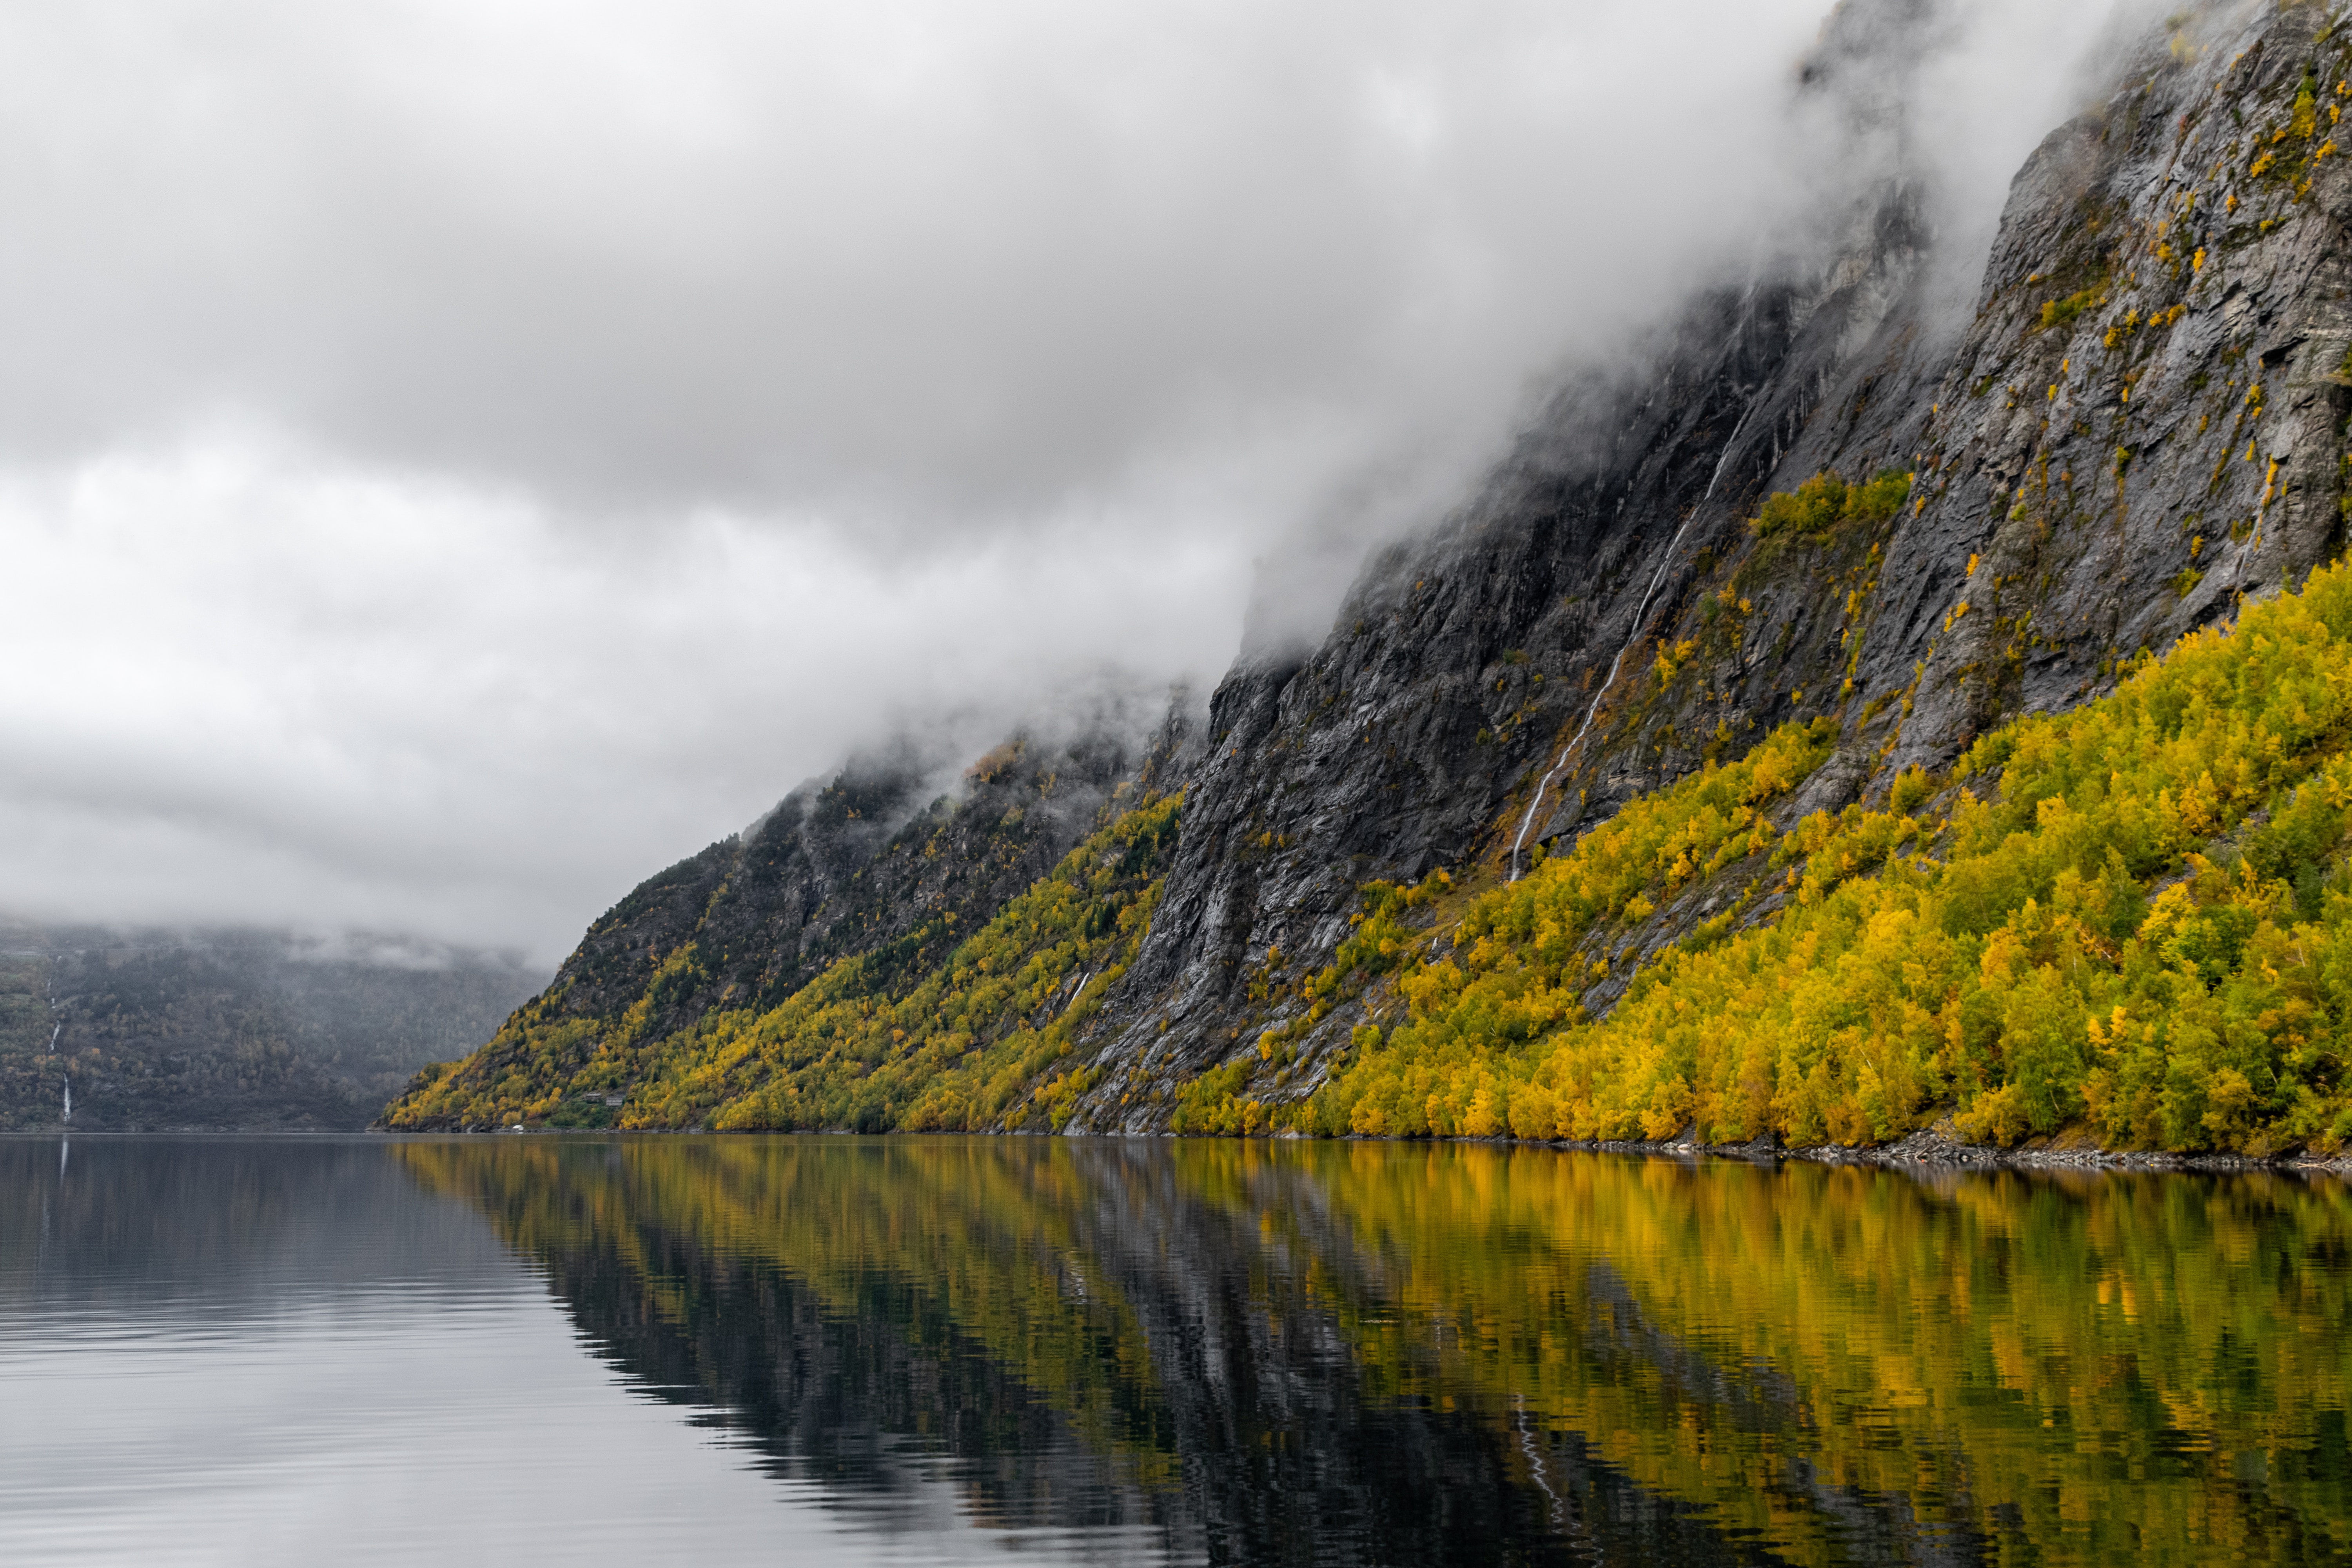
xmin=389 ymin=0 xmax=2352 ymax=1155
xmin=0 ymin=926 xmax=544 ymax=1130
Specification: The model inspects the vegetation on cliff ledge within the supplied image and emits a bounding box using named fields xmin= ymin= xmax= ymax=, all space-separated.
xmin=1749 ymin=468 xmax=1913 ymax=541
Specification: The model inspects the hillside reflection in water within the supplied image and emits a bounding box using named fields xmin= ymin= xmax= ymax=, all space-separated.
xmin=6 ymin=1136 xmax=2352 ymax=1564
xmin=404 ymin=1136 xmax=2352 ymax=1566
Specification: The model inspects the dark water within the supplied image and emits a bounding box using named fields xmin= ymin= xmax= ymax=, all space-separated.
xmin=4 ymin=1137 xmax=2350 ymax=1566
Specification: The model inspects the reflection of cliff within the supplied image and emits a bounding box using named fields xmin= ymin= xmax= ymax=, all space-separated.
xmin=1042 ymin=1139 xmax=1785 ymax=1567
xmin=407 ymin=1136 xmax=1195 ymax=1547
xmin=401 ymin=1137 xmax=1772 ymax=1566
xmin=406 ymin=1138 xmax=2352 ymax=1568
xmin=532 ymin=1213 xmax=1174 ymax=1539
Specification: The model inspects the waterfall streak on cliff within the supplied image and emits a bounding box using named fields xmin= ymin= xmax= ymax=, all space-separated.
xmin=1508 ymin=395 xmax=1753 ymax=881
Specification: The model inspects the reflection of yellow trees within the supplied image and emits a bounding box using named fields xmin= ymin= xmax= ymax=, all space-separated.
xmin=405 ymin=1134 xmax=2352 ymax=1565
xmin=387 ymin=792 xmax=1180 ymax=1133
xmin=1308 ymin=559 xmax=2352 ymax=1154
xmin=397 ymin=1136 xmax=1181 ymax=1487
xmin=1198 ymin=1142 xmax=2352 ymax=1566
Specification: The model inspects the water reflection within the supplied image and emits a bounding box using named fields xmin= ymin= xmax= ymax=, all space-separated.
xmin=403 ymin=1137 xmax=2352 ymax=1566
xmin=2 ymin=1134 xmax=519 ymax=1316
xmin=6 ymin=1137 xmax=2349 ymax=1564
xmin=400 ymin=1137 xmax=1638 ymax=1565
xmin=3 ymin=1136 xmax=1154 ymax=1566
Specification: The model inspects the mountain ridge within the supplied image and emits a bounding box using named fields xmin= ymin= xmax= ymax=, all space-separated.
xmin=387 ymin=0 xmax=2352 ymax=1154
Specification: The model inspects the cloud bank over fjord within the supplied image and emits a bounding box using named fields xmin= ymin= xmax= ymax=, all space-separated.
xmin=0 ymin=436 xmax=1244 ymax=955
xmin=0 ymin=0 xmax=2146 ymax=959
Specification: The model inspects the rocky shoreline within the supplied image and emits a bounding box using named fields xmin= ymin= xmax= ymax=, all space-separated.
xmin=376 ymin=1116 xmax=2352 ymax=1176
xmin=405 ymin=1121 xmax=2352 ymax=1176
xmin=1528 ymin=1117 xmax=2352 ymax=1176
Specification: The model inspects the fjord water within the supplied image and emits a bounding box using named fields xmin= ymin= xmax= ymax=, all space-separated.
xmin=3 ymin=1140 xmax=2349 ymax=1567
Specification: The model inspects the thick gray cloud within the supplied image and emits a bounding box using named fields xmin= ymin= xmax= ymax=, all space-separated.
xmin=0 ymin=0 xmax=1841 ymax=510
xmin=0 ymin=0 xmax=2146 ymax=961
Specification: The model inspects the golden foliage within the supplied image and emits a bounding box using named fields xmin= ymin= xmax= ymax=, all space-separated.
xmin=1312 ymin=559 xmax=2352 ymax=1153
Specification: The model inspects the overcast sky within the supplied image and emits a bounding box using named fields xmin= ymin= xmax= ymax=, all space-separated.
xmin=0 ymin=0 xmax=2151 ymax=964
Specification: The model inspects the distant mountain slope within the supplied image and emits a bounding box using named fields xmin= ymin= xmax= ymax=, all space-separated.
xmin=0 ymin=927 xmax=544 ymax=1131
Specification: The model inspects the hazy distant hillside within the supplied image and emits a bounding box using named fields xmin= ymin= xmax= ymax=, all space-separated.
xmin=0 ymin=926 xmax=545 ymax=1131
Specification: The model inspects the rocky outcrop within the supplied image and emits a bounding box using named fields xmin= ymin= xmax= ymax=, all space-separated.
xmin=1889 ymin=5 xmax=2352 ymax=770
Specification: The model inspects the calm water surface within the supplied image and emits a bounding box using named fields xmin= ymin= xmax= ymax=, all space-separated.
xmin=2 ymin=1135 xmax=2348 ymax=1566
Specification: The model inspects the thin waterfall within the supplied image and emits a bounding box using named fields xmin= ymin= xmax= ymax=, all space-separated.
xmin=1507 ymin=372 xmax=1759 ymax=883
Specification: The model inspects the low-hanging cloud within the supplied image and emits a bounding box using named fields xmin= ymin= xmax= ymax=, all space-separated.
xmin=0 ymin=433 xmax=1245 ymax=956
xmin=0 ymin=0 xmax=2158 ymax=960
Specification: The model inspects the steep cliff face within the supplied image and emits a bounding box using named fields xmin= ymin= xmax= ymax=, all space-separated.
xmin=1060 ymin=0 xmax=2352 ymax=1131
xmin=1891 ymin=4 xmax=2352 ymax=770
xmin=1066 ymin=242 xmax=1935 ymax=1125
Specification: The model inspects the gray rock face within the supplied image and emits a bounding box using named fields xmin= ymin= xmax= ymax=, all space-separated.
xmin=1889 ymin=4 xmax=2352 ymax=773
xmin=1065 ymin=0 xmax=2352 ymax=1130
xmin=1067 ymin=276 xmax=1866 ymax=1127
